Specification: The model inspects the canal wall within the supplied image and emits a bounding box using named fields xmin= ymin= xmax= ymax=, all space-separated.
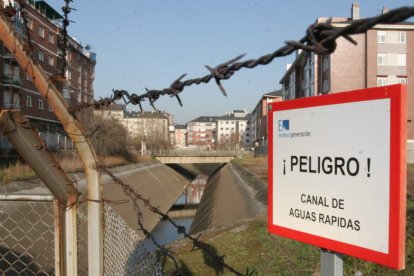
xmin=190 ymin=161 xmax=267 ymax=234
xmin=76 ymin=162 xmax=191 ymax=238
xmin=0 ymin=161 xmax=191 ymax=239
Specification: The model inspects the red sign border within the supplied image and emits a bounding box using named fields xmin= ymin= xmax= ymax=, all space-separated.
xmin=267 ymin=84 xmax=407 ymax=270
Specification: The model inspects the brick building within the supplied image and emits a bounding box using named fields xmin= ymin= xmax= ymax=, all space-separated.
xmin=187 ymin=116 xmax=217 ymax=149
xmin=0 ymin=0 xmax=96 ymax=152
xmin=249 ymin=90 xmax=282 ymax=146
xmin=173 ymin=124 xmax=187 ymax=148
xmin=279 ymin=3 xmax=414 ymax=139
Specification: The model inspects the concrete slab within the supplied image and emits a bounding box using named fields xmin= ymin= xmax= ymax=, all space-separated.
xmin=190 ymin=162 xmax=267 ymax=234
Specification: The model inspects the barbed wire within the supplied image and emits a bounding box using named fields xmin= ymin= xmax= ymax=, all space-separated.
xmin=68 ymin=6 xmax=414 ymax=113
xmin=59 ymin=0 xmax=75 ymax=79
xmin=102 ymin=168 xmax=255 ymax=276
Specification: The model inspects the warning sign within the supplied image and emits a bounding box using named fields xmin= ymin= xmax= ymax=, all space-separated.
xmin=267 ymin=85 xmax=407 ymax=270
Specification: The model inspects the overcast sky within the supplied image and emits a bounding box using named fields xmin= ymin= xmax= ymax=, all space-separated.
xmin=47 ymin=0 xmax=414 ymax=124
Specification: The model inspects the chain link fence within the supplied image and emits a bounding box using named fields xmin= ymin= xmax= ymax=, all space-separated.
xmin=0 ymin=193 xmax=162 ymax=275
xmin=0 ymin=196 xmax=55 ymax=275
xmin=103 ymin=205 xmax=162 ymax=275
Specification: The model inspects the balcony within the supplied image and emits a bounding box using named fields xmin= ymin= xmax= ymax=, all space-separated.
xmin=2 ymin=75 xmax=23 ymax=86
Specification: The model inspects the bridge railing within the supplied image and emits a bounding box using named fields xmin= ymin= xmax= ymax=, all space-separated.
xmin=153 ymin=149 xmax=241 ymax=157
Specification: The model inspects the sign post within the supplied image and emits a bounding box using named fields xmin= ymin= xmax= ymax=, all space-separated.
xmin=268 ymin=85 xmax=407 ymax=271
xmin=321 ymin=249 xmax=343 ymax=276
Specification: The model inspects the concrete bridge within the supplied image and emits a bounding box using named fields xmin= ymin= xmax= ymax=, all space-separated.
xmin=154 ymin=149 xmax=239 ymax=164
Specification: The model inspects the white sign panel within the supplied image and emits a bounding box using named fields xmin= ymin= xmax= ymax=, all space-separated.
xmin=267 ymin=85 xmax=406 ymax=270
xmin=273 ymin=99 xmax=389 ymax=252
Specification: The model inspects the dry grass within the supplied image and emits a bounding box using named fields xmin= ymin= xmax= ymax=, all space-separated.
xmin=0 ymin=161 xmax=36 ymax=182
xmin=235 ymin=155 xmax=268 ymax=182
xmin=0 ymin=153 xmax=151 ymax=183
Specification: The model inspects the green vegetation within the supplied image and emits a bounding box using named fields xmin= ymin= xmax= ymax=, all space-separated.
xmin=162 ymin=215 xmax=319 ymax=275
xmin=162 ymin=157 xmax=414 ymax=275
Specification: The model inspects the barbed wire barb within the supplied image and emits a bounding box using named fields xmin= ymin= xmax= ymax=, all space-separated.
xmin=205 ymin=53 xmax=246 ymax=96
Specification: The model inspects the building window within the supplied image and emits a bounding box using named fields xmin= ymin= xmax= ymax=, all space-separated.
xmin=48 ymin=56 xmax=54 ymax=66
xmin=377 ymin=77 xmax=387 ymax=87
xmin=66 ymin=69 xmax=71 ymax=80
xmin=48 ymin=106 xmax=53 ymax=112
xmin=38 ymin=99 xmax=44 ymax=110
xmin=48 ymin=32 xmax=54 ymax=44
xmin=26 ymin=17 xmax=33 ymax=30
xmin=38 ymin=25 xmax=45 ymax=38
xmin=26 ymin=96 xmax=32 ymax=107
xmin=397 ymin=32 xmax=406 ymax=44
xmin=397 ymin=54 xmax=406 ymax=66
xmin=377 ymin=54 xmax=386 ymax=66
xmin=397 ymin=77 xmax=407 ymax=84
xmin=38 ymin=51 xmax=44 ymax=62
xmin=377 ymin=31 xmax=386 ymax=43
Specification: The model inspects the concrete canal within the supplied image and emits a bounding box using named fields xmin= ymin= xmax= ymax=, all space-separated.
xmin=146 ymin=161 xmax=267 ymax=249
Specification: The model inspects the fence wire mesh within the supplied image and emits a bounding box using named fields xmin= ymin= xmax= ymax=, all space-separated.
xmin=77 ymin=201 xmax=89 ymax=275
xmin=103 ymin=204 xmax=162 ymax=276
xmin=0 ymin=195 xmax=162 ymax=275
xmin=0 ymin=198 xmax=55 ymax=275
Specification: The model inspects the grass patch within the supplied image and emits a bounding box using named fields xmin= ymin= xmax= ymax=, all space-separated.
xmin=162 ymin=215 xmax=319 ymax=275
xmin=235 ymin=155 xmax=268 ymax=182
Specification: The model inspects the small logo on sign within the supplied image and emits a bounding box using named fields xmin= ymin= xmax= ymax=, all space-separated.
xmin=278 ymin=120 xmax=289 ymax=132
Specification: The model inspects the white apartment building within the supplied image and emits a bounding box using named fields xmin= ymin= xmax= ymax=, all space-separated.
xmin=216 ymin=110 xmax=249 ymax=148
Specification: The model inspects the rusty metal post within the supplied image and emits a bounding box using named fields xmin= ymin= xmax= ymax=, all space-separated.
xmin=0 ymin=16 xmax=103 ymax=275
xmin=0 ymin=111 xmax=78 ymax=202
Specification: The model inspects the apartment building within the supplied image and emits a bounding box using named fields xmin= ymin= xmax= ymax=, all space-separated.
xmin=123 ymin=111 xmax=169 ymax=144
xmin=187 ymin=116 xmax=217 ymax=149
xmin=279 ymin=3 xmax=414 ymax=139
xmin=216 ymin=110 xmax=249 ymax=148
xmin=95 ymin=105 xmax=169 ymax=146
xmin=173 ymin=125 xmax=187 ymax=148
xmin=0 ymin=0 xmax=96 ymax=152
xmin=249 ymin=90 xmax=283 ymax=146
